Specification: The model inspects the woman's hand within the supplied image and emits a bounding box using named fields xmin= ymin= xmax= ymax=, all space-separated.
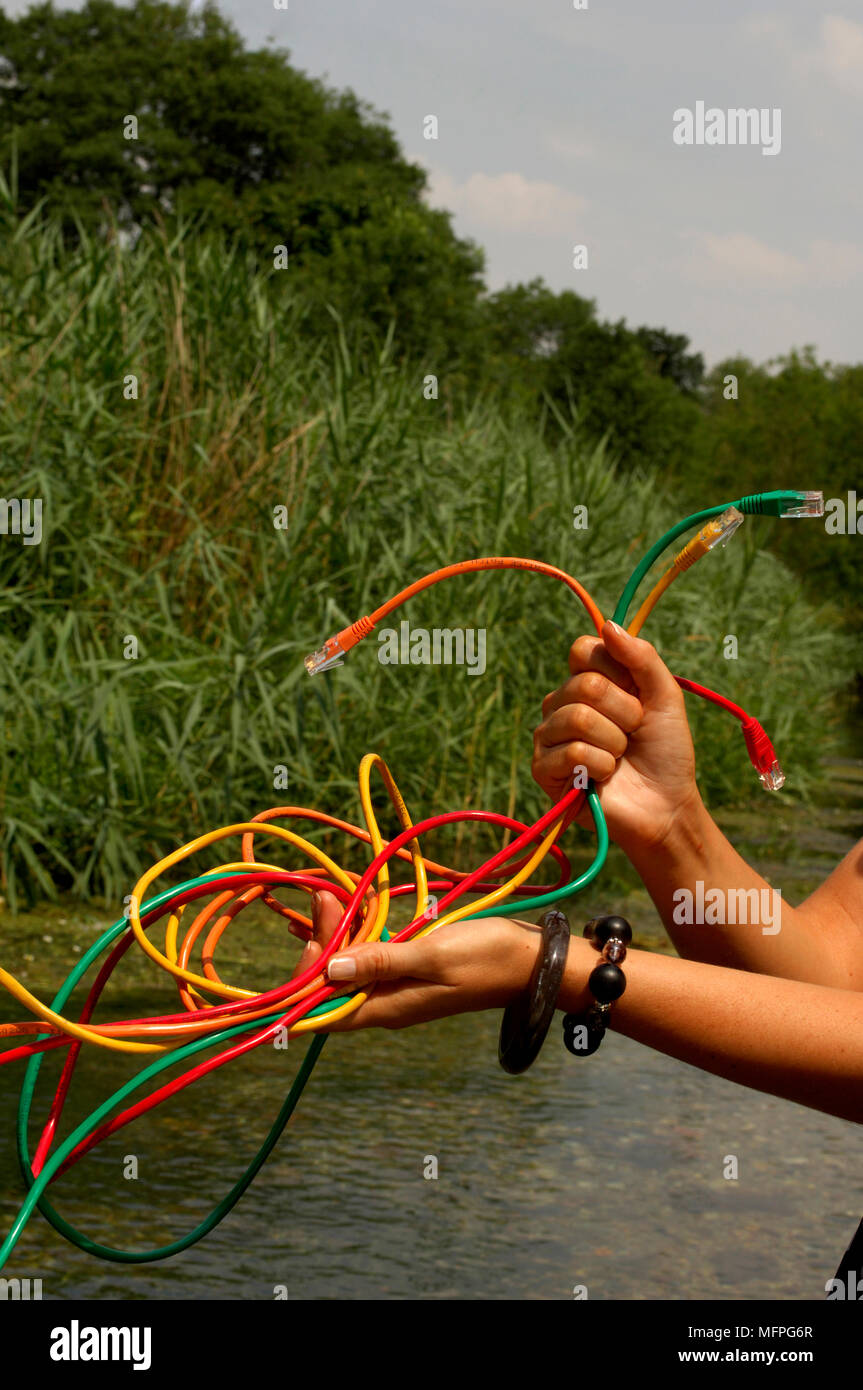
xmin=532 ymin=619 xmax=701 ymax=854
xmin=298 ymin=891 xmax=542 ymax=1030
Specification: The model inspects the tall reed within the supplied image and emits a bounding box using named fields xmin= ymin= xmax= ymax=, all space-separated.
xmin=0 ymin=201 xmax=854 ymax=908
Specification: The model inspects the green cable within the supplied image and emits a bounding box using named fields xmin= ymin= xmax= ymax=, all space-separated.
xmin=9 ymin=1008 xmax=326 ymax=1267
xmin=18 ymin=483 xmax=810 ymax=1266
xmin=611 ymin=489 xmax=815 ymax=627
xmin=471 ymin=784 xmax=608 ymax=917
xmin=11 ymin=869 xmax=340 ymax=1267
xmin=611 ymin=504 xmax=727 ymax=627
xmin=10 ymin=812 xmax=607 ymax=1269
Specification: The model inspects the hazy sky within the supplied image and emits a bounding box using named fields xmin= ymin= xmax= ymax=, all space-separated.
xmin=6 ymin=0 xmax=863 ymax=365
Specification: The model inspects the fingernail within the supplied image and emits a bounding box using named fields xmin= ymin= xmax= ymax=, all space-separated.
xmin=328 ymin=956 xmax=356 ymax=981
xmin=604 ymin=620 xmax=625 ymax=636
xmin=310 ymin=891 xmax=321 ymax=917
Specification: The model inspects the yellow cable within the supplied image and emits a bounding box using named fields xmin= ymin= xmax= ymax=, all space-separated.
xmin=627 ymin=512 xmax=736 ymax=637
xmin=0 ymin=966 xmax=166 ymax=1054
xmin=128 ymin=829 xmax=360 ymax=998
xmin=1 ymin=760 xmax=566 ymax=1047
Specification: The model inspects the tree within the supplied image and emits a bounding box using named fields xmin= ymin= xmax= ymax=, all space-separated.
xmin=690 ymin=350 xmax=863 ymax=631
xmin=0 ymin=0 xmax=485 ymax=360
xmin=634 ymin=326 xmax=704 ymax=394
xmin=479 ymin=280 xmax=701 ymax=471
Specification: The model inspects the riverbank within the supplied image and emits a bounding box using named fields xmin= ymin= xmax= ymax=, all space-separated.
xmin=0 ymin=760 xmax=860 ymax=1299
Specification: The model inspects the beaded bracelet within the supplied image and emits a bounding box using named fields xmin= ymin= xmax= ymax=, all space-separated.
xmin=498 ymin=908 xmax=571 ymax=1074
xmin=562 ymin=914 xmax=632 ymax=1057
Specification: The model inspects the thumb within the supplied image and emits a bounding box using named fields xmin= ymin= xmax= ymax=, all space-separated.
xmin=327 ymin=937 xmax=426 ymax=988
xmin=601 ymin=620 xmax=681 ymax=708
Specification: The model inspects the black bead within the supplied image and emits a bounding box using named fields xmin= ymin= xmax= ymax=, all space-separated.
xmin=594 ymin=915 xmax=633 ymax=947
xmin=588 ymin=961 xmax=627 ymax=1002
xmin=563 ymin=1012 xmax=605 ymax=1056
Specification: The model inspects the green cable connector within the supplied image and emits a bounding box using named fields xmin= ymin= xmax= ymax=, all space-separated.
xmin=612 ymin=489 xmax=824 ymax=626
xmin=736 ymin=489 xmax=824 ymax=518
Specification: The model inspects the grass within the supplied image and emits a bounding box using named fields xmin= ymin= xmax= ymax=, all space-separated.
xmin=0 ymin=196 xmax=857 ymax=910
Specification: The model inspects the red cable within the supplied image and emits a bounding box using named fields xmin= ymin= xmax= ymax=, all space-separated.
xmin=25 ymin=795 xmax=579 ymax=1177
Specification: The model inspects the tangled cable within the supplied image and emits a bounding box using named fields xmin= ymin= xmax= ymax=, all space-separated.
xmin=0 ymin=489 xmax=823 ymax=1268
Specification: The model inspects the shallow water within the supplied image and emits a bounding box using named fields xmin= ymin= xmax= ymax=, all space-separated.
xmin=1 ymin=761 xmax=861 ymax=1301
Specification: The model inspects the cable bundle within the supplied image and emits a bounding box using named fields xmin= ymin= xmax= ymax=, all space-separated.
xmin=0 ymin=489 xmax=822 ymax=1267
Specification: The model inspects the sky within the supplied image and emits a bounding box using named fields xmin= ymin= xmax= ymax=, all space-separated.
xmin=5 ymin=0 xmax=863 ymax=366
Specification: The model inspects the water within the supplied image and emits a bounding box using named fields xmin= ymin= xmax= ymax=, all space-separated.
xmin=1 ymin=762 xmax=861 ymax=1300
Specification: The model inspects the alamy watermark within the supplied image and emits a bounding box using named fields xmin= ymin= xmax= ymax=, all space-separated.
xmin=0 ymin=497 xmax=42 ymax=545
xmin=377 ymin=621 xmax=486 ymax=675
xmin=49 ymin=1321 xmax=151 ymax=1371
xmin=0 ymin=1276 xmax=42 ymax=1299
xmin=825 ymin=492 xmax=863 ymax=534
xmin=672 ymin=881 xmax=782 ymax=935
xmin=673 ymin=102 xmax=781 ymax=157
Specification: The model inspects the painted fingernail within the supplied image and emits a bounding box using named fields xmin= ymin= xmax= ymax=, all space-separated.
xmin=328 ymin=956 xmax=356 ymax=981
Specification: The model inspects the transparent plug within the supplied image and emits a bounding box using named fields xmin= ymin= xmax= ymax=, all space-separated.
xmin=703 ymin=506 xmax=745 ymax=549
xmin=303 ymin=616 xmax=375 ymax=675
xmin=780 ymin=491 xmax=824 ymax=518
xmin=758 ymin=760 xmax=786 ymax=792
xmin=303 ymin=638 xmax=347 ymax=675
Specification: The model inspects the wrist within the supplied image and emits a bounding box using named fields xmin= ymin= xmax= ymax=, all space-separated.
xmin=556 ymin=934 xmax=596 ymax=1014
xmin=480 ymin=916 xmax=543 ymax=1002
xmin=615 ymin=783 xmax=708 ymax=865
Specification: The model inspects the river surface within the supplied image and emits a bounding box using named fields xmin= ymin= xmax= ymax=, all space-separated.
xmin=1 ymin=761 xmax=862 ymax=1301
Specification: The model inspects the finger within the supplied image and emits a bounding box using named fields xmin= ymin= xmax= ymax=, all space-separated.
xmin=325 ymin=936 xmax=436 ymax=989
xmin=531 ymin=738 xmax=617 ymax=790
xmin=537 ymin=702 xmax=631 ymax=761
xmin=541 ymin=669 xmax=643 ymax=730
xmin=567 ymin=633 xmax=638 ymax=693
xmin=290 ymin=890 xmax=344 ymax=979
xmin=600 ymin=621 xmax=683 ymax=707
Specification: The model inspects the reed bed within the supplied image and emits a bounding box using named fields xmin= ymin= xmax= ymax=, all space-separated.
xmin=0 ymin=196 xmax=854 ymax=908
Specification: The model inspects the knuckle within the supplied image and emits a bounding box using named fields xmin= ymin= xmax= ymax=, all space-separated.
xmin=629 ymin=698 xmax=646 ymax=730
xmin=568 ymin=702 xmax=597 ymax=737
xmin=565 ymin=739 xmax=589 ymax=765
xmin=596 ymin=751 xmax=617 ymax=780
xmin=569 ymin=634 xmax=596 ymax=671
xmin=578 ymin=670 xmax=609 ymax=703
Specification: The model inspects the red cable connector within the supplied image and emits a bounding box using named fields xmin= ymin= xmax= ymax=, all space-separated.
xmin=675 ymin=677 xmax=785 ymax=791
xmin=741 ymin=716 xmax=785 ymax=791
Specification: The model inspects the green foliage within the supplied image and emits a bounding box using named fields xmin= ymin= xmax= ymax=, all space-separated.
xmin=0 ymin=0 xmax=858 ymax=912
xmin=477 ymin=280 xmax=703 ymax=473
xmin=686 ymin=350 xmax=863 ymax=630
xmin=0 ymin=0 xmax=485 ymax=361
xmin=0 ymin=210 xmax=852 ymax=909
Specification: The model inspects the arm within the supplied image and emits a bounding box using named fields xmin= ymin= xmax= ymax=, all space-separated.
xmin=559 ymin=931 xmax=863 ymax=1125
xmin=306 ymin=896 xmax=863 ymax=1126
xmin=294 ymin=617 xmax=862 ymax=1128
xmin=532 ymin=619 xmax=863 ymax=989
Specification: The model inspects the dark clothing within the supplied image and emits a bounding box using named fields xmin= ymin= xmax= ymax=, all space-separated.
xmin=833 ymin=1217 xmax=863 ymax=1294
